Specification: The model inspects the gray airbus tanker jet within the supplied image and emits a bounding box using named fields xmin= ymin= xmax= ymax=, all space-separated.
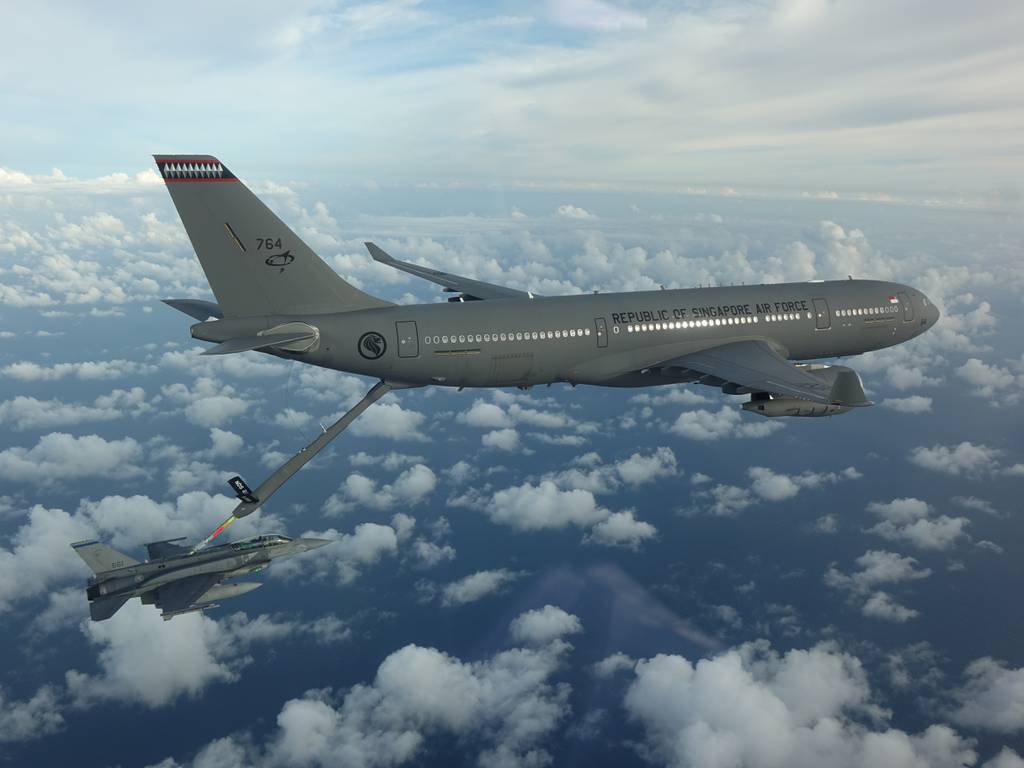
xmin=71 ymin=534 xmax=329 ymax=621
xmin=154 ymin=155 xmax=939 ymax=528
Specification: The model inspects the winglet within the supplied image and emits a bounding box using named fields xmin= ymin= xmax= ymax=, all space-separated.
xmin=365 ymin=242 xmax=394 ymax=264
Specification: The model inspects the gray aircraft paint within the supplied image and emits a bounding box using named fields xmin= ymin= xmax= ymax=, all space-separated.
xmin=155 ymin=155 xmax=939 ymax=402
xmin=71 ymin=534 xmax=330 ymax=621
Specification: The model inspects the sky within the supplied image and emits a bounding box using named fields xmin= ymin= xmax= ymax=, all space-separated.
xmin=1 ymin=1 xmax=1023 ymax=767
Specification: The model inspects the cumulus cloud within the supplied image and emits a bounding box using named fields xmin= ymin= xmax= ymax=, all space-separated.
xmin=162 ymin=377 xmax=251 ymax=428
xmin=0 ymin=432 xmax=144 ymax=483
xmin=824 ymin=550 xmax=931 ymax=622
xmin=276 ymin=523 xmax=398 ymax=585
xmin=864 ymin=497 xmax=969 ymax=551
xmin=583 ymin=510 xmax=657 ymax=550
xmin=350 ymin=401 xmax=427 ymax=441
xmin=880 ymin=395 xmax=933 ymax=414
xmin=509 ymin=605 xmax=583 ymax=645
xmin=65 ymin=605 xmax=345 ymax=709
xmin=482 ymin=427 xmax=522 ymax=452
xmin=323 ymin=464 xmax=437 ymax=515
xmin=950 ymin=658 xmax=1024 ymax=734
xmin=0 ymin=389 xmax=148 ymax=431
xmin=670 ymin=406 xmax=784 ymax=440
xmin=487 ymin=481 xmax=610 ymax=531
xmin=0 ymin=685 xmax=64 ymax=743
xmin=909 ymin=442 xmax=1002 ymax=476
xmin=440 ymin=569 xmax=525 ymax=606
xmin=1 ymin=359 xmax=155 ymax=381
xmin=623 ymin=640 xmax=977 ymax=768
xmin=692 ymin=465 xmax=859 ymax=516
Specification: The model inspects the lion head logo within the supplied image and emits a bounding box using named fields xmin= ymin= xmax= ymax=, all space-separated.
xmin=358 ymin=332 xmax=386 ymax=360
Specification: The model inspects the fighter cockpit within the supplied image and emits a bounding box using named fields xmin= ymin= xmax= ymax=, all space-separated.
xmin=230 ymin=534 xmax=293 ymax=551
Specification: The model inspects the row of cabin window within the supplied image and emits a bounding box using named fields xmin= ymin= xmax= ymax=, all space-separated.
xmin=626 ymin=311 xmax=812 ymax=334
xmin=426 ymin=328 xmax=592 ymax=346
xmin=837 ymin=305 xmax=899 ymax=318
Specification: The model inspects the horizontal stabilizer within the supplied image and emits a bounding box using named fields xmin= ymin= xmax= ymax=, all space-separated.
xmin=200 ymin=331 xmax=316 ymax=356
xmin=90 ymin=595 xmax=130 ymax=621
xmin=162 ymin=298 xmax=224 ymax=321
xmin=71 ymin=540 xmax=139 ymax=574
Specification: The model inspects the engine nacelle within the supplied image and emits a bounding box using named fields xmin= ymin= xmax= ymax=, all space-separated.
xmin=743 ymin=395 xmax=852 ymax=417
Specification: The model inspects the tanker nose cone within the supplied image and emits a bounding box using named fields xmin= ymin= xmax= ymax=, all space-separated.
xmin=927 ymin=299 xmax=940 ymax=326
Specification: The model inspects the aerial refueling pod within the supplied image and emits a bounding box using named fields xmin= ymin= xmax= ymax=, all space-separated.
xmin=742 ymin=363 xmax=870 ymax=417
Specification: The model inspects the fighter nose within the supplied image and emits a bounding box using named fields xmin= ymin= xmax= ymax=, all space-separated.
xmin=302 ymin=538 xmax=332 ymax=551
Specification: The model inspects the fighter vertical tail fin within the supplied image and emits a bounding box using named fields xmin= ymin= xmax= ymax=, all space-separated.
xmin=70 ymin=540 xmax=138 ymax=574
xmin=154 ymin=155 xmax=392 ymax=318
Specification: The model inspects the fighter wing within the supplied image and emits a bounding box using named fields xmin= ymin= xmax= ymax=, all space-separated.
xmin=366 ymin=242 xmax=534 ymax=301
xmin=153 ymin=574 xmax=222 ymax=613
xmin=660 ymin=340 xmax=836 ymax=404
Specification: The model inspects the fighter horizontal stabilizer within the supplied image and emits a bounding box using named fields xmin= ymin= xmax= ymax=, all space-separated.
xmin=366 ymin=242 xmax=533 ymax=301
xmin=71 ymin=540 xmax=139 ymax=574
xmin=200 ymin=331 xmax=317 ymax=356
xmin=154 ymin=574 xmax=222 ymax=614
xmin=661 ymin=340 xmax=839 ymax=404
xmin=89 ymin=595 xmax=130 ymax=622
xmin=162 ymin=298 xmax=224 ymax=321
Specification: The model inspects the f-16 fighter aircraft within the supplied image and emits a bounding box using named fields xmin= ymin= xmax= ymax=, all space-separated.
xmin=70 ymin=534 xmax=329 ymax=621
xmin=154 ymin=155 xmax=939 ymax=537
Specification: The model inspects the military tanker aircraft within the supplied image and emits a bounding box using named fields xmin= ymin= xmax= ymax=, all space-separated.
xmin=153 ymin=155 xmax=939 ymax=533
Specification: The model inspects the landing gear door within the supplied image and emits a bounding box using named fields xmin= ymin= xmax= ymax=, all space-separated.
xmin=812 ymin=298 xmax=831 ymax=330
xmin=595 ymin=317 xmax=608 ymax=348
xmin=396 ymin=321 xmax=419 ymax=358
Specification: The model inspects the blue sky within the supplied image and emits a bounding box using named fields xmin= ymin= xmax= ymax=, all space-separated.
xmin=2 ymin=2 xmax=1024 ymax=767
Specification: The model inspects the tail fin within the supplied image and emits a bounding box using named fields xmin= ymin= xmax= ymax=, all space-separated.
xmin=154 ymin=155 xmax=391 ymax=317
xmin=70 ymin=540 xmax=139 ymax=574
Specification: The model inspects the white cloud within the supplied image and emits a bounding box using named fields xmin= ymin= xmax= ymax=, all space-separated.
xmin=487 ymin=480 xmax=610 ymax=531
xmin=259 ymin=609 xmax=576 ymax=768
xmin=457 ymin=399 xmax=513 ymax=428
xmin=162 ymin=377 xmax=251 ymax=428
xmin=982 ymin=749 xmax=1024 ymax=768
xmin=276 ymin=523 xmax=399 ymax=585
xmin=861 ymin=591 xmax=919 ymax=622
xmin=880 ymin=395 xmax=933 ymax=413
xmin=624 ymin=640 xmax=977 ymax=768
xmin=482 ymin=427 xmax=522 ymax=452
xmin=323 ymin=464 xmax=436 ymax=514
xmin=0 ymin=685 xmax=64 ymax=743
xmin=410 ymin=539 xmax=456 ymax=569
xmin=957 ymin=357 xmax=1020 ymax=400
xmin=692 ymin=465 xmax=858 ymax=516
xmin=509 ymin=605 xmax=583 ymax=645
xmin=593 ymin=653 xmax=636 ymax=679
xmin=614 ymin=446 xmax=677 ymax=485
xmin=555 ymin=204 xmax=596 ymax=220
xmin=65 ymin=606 xmax=341 ymax=709
xmin=274 ymin=408 xmax=313 ymax=429
xmin=951 ymin=658 xmax=1024 ymax=734
xmin=207 ymin=428 xmax=243 ymax=458
xmin=1 ymin=359 xmax=155 ymax=381
xmin=0 ymin=395 xmax=120 ymax=431
xmin=0 ymin=432 xmax=144 ymax=483
xmin=350 ymin=401 xmax=427 ymax=441
xmin=670 ymin=406 xmax=784 ymax=440
xmin=441 ymin=569 xmax=525 ymax=606
xmin=825 ymin=550 xmax=931 ymax=622
xmin=909 ymin=441 xmax=1002 ymax=476
xmin=584 ymin=510 xmax=657 ymax=550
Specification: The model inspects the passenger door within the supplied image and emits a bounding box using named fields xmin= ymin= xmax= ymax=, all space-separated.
xmin=812 ymin=298 xmax=831 ymax=330
xmin=594 ymin=317 xmax=608 ymax=348
xmin=395 ymin=321 xmax=419 ymax=358
xmin=897 ymin=291 xmax=914 ymax=322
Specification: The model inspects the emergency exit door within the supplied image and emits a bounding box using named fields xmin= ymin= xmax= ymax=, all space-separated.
xmin=812 ymin=298 xmax=831 ymax=330
xmin=396 ymin=321 xmax=419 ymax=358
xmin=594 ymin=317 xmax=608 ymax=348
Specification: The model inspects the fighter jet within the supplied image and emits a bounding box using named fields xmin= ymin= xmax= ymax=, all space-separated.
xmin=70 ymin=534 xmax=330 ymax=621
xmin=153 ymin=155 xmax=940 ymax=528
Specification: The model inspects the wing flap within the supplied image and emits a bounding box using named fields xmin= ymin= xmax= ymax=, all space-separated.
xmin=366 ymin=242 xmax=532 ymax=301
xmin=154 ymin=574 xmax=223 ymax=614
xmin=662 ymin=340 xmax=836 ymax=404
